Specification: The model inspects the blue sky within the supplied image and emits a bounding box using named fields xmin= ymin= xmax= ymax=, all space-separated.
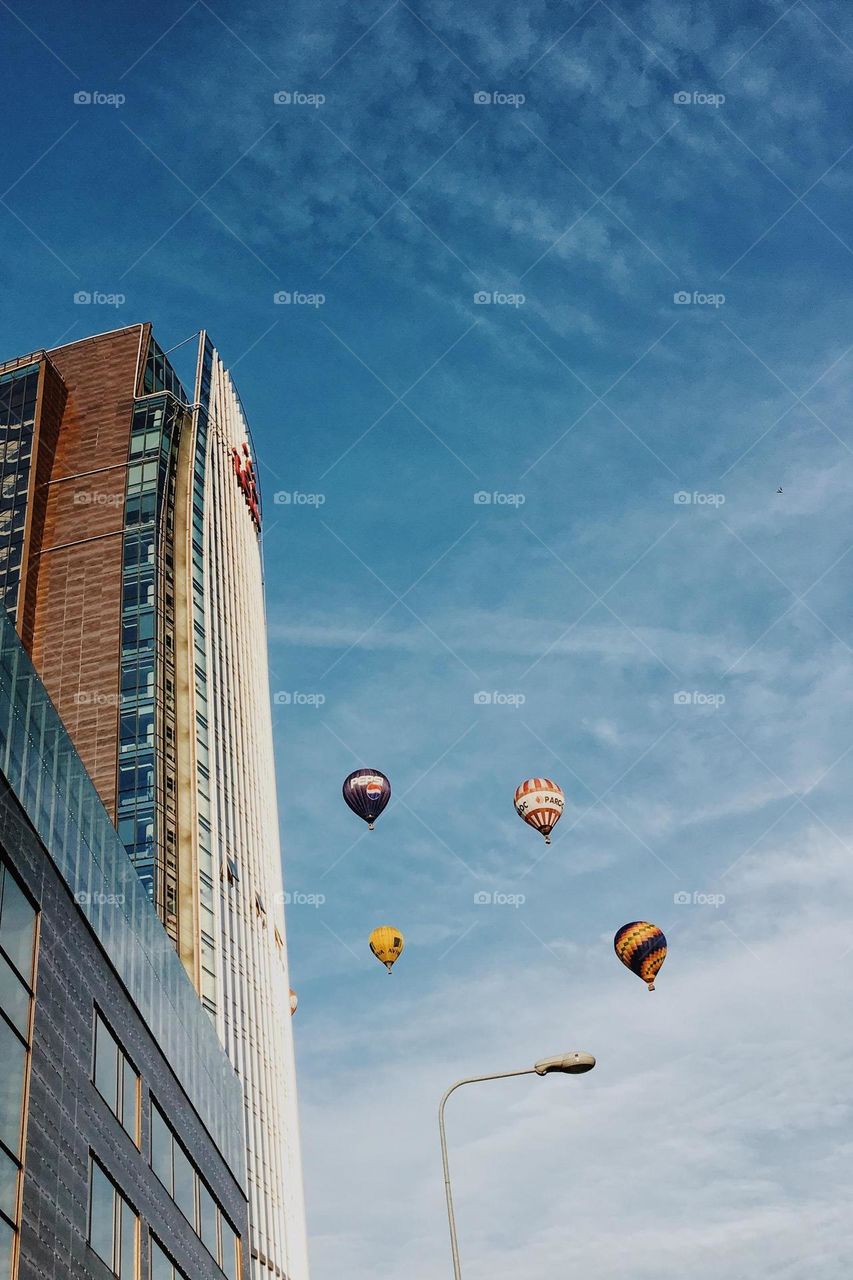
xmin=4 ymin=0 xmax=853 ymax=1275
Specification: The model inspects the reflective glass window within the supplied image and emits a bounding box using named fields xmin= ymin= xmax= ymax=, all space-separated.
xmin=0 ymin=1020 xmax=25 ymax=1152
xmin=0 ymin=873 xmax=35 ymax=982
xmin=151 ymin=1104 xmax=172 ymax=1192
xmin=0 ymin=1216 xmax=14 ymax=1280
xmin=220 ymin=1218 xmax=239 ymax=1280
xmin=94 ymin=1012 xmax=118 ymax=1113
xmin=88 ymin=1162 xmax=115 ymax=1269
xmin=172 ymin=1140 xmax=195 ymax=1226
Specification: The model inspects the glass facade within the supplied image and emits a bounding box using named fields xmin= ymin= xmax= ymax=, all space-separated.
xmin=0 ymin=858 xmax=36 ymax=1280
xmin=88 ymin=1157 xmax=139 ymax=1277
xmin=118 ymin=388 xmax=187 ymax=927
xmin=0 ymin=364 xmax=38 ymax=623
xmin=0 ymin=604 xmax=247 ymax=1185
xmin=150 ymin=1096 xmax=240 ymax=1278
xmin=93 ymin=1009 xmax=140 ymax=1144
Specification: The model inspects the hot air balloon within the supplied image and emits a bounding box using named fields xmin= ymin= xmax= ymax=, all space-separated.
xmin=289 ymin=989 xmax=298 ymax=1016
xmin=514 ymin=778 xmax=565 ymax=844
xmin=343 ymin=769 xmax=391 ymax=829
xmin=614 ymin=921 xmax=667 ymax=991
xmin=369 ymin=926 xmax=404 ymax=973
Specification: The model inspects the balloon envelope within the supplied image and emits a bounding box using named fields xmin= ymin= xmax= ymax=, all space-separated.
xmin=289 ymin=989 xmax=298 ymax=1016
xmin=343 ymin=769 xmax=391 ymax=829
xmin=514 ymin=778 xmax=565 ymax=844
xmin=369 ymin=925 xmax=405 ymax=973
xmin=614 ymin=921 xmax=667 ymax=991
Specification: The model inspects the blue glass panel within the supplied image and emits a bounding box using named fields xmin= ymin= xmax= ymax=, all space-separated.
xmin=0 ymin=610 xmax=246 ymax=1187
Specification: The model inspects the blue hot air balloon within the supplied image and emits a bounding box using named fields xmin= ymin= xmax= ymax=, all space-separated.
xmin=342 ymin=769 xmax=391 ymax=830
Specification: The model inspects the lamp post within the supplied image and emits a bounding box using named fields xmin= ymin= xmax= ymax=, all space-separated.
xmin=438 ymin=1052 xmax=596 ymax=1280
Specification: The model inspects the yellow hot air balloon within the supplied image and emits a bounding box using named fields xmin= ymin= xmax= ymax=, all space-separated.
xmin=369 ymin=926 xmax=405 ymax=973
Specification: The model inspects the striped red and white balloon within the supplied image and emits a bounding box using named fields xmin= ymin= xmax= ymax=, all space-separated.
xmin=513 ymin=778 xmax=565 ymax=844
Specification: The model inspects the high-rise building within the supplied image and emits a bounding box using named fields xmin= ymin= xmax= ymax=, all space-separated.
xmin=0 ymin=326 xmax=308 ymax=1280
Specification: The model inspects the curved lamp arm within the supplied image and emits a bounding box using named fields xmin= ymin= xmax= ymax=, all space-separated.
xmin=438 ymin=1069 xmax=535 ymax=1280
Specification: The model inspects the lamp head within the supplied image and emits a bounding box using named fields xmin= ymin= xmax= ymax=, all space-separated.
xmin=534 ymin=1052 xmax=596 ymax=1076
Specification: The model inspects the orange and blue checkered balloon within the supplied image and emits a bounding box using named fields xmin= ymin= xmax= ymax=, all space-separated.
xmin=614 ymin=921 xmax=667 ymax=991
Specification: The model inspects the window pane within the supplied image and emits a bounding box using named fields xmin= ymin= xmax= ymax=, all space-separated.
xmin=0 ymin=1216 xmax=13 ymax=1280
xmin=94 ymin=1015 xmax=118 ymax=1114
xmin=0 ymin=1147 xmax=18 ymax=1222
xmin=220 ymin=1219 xmax=238 ymax=1280
xmin=119 ymin=1197 xmax=137 ymax=1279
xmin=0 ymin=874 xmax=35 ymax=982
xmin=121 ymin=1057 xmax=138 ymax=1144
xmin=151 ymin=1106 xmax=172 ymax=1192
xmin=172 ymin=1141 xmax=195 ymax=1227
xmin=198 ymin=1181 xmax=217 ymax=1257
xmin=89 ymin=1162 xmax=115 ymax=1270
xmin=0 ymin=952 xmax=29 ymax=1038
xmin=0 ymin=1018 xmax=25 ymax=1153
xmin=150 ymin=1239 xmax=172 ymax=1280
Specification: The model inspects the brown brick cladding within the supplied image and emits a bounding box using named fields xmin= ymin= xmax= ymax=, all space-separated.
xmin=23 ymin=324 xmax=151 ymax=819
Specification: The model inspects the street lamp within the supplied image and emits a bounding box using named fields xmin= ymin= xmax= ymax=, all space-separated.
xmin=438 ymin=1052 xmax=595 ymax=1280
